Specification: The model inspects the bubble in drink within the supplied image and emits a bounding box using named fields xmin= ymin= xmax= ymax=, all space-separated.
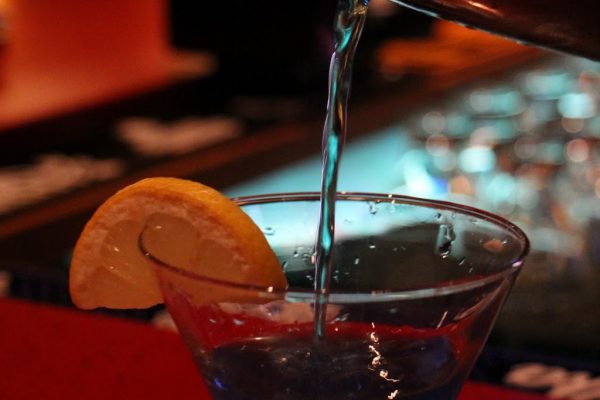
xmin=436 ymin=224 xmax=456 ymax=258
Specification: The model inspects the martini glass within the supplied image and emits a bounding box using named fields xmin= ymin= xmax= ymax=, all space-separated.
xmin=140 ymin=192 xmax=528 ymax=400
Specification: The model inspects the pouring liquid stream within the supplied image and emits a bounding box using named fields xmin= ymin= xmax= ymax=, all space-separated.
xmin=314 ymin=0 xmax=369 ymax=339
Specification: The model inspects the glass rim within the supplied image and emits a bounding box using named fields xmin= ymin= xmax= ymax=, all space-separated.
xmin=140 ymin=192 xmax=529 ymax=303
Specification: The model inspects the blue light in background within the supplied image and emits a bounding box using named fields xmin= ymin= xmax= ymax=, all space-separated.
xmin=558 ymin=92 xmax=596 ymax=119
xmin=458 ymin=146 xmax=496 ymax=173
xmin=225 ymin=127 xmax=410 ymax=197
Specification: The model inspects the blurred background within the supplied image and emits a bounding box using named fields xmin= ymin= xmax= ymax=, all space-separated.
xmin=0 ymin=0 xmax=599 ymax=385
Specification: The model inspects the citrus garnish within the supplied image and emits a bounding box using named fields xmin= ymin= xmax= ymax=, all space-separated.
xmin=69 ymin=177 xmax=287 ymax=310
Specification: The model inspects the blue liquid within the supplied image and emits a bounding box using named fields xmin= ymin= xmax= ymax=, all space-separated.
xmin=204 ymin=335 xmax=464 ymax=400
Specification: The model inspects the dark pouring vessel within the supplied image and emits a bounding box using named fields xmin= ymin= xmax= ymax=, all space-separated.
xmin=392 ymin=0 xmax=600 ymax=60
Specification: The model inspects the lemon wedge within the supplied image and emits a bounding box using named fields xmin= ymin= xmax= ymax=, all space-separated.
xmin=69 ymin=177 xmax=287 ymax=310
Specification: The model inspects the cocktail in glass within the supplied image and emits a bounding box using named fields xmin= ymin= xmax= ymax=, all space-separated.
xmin=140 ymin=192 xmax=528 ymax=400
